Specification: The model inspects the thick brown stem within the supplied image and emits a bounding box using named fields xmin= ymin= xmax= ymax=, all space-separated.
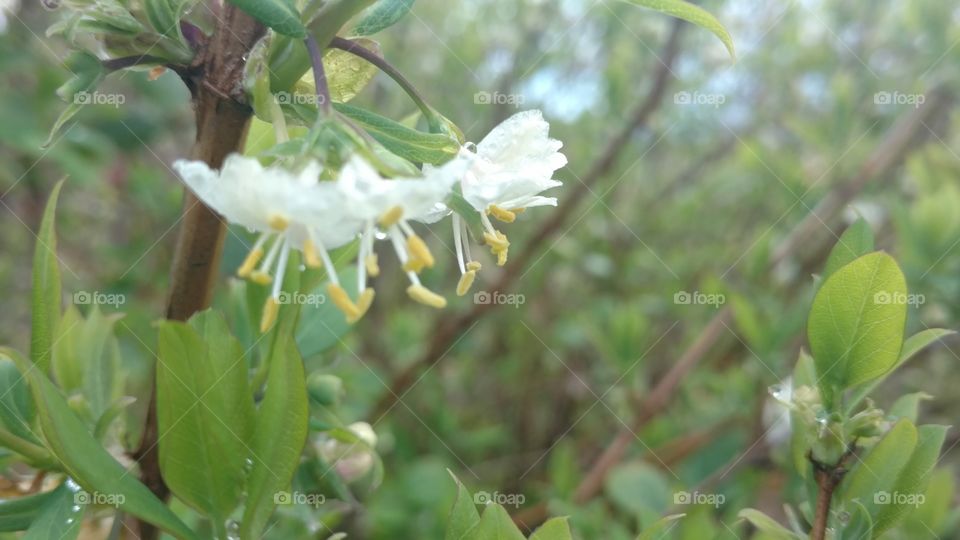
xmin=130 ymin=7 xmax=264 ymax=540
xmin=811 ymin=467 xmax=841 ymax=540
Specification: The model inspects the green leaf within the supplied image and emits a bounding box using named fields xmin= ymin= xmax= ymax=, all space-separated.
xmin=807 ymin=252 xmax=907 ymax=401
xmin=53 ymin=306 xmax=123 ymax=420
xmin=529 ymin=517 xmax=573 ymax=540
xmin=841 ymin=419 xmax=917 ymax=518
xmin=873 ymin=424 xmax=948 ymax=535
xmin=837 ymin=500 xmax=873 ymax=540
xmin=353 ymin=0 xmax=415 ymax=35
xmin=0 ymin=487 xmax=63 ymax=532
xmin=333 ymin=103 xmax=460 ymax=164
xmin=445 ymin=471 xmax=481 ymax=540
xmin=736 ymin=509 xmax=798 ymax=539
xmin=240 ymin=335 xmax=309 ymax=540
xmin=604 ymin=462 xmax=670 ymax=517
xmin=637 ymin=513 xmax=687 ymax=540
xmin=227 ymin=0 xmax=306 ymax=38
xmin=45 ymin=55 xmax=105 ymax=147
xmin=157 ymin=311 xmax=255 ymax=522
xmin=823 ymin=218 xmax=875 ymax=279
xmin=22 ymin=483 xmax=82 ymax=540
xmin=620 ymin=0 xmax=735 ymax=58
xmin=0 ymin=356 xmax=37 ymax=444
xmin=888 ymin=392 xmax=932 ymax=423
xmin=323 ymin=38 xmax=380 ymax=103
xmin=31 ymin=179 xmax=65 ymax=373
xmin=5 ymin=353 xmax=198 ymax=540
xmin=295 ymin=267 xmax=357 ymax=358
xmin=466 ymin=504 xmax=525 ymax=540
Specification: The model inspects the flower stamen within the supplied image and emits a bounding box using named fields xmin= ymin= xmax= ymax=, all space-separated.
xmin=487 ymin=204 xmax=517 ymax=223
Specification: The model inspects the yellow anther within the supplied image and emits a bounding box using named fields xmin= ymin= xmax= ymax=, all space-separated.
xmin=237 ymin=248 xmax=264 ymax=278
xmin=466 ymin=261 xmax=482 ymax=272
xmin=365 ymin=253 xmax=380 ymax=277
xmin=483 ymin=230 xmax=510 ymax=251
xmin=259 ymin=297 xmax=280 ymax=333
xmin=347 ymin=288 xmax=376 ymax=323
xmin=402 ymin=258 xmax=426 ymax=274
xmin=302 ymin=240 xmax=322 ymax=268
xmin=249 ymin=271 xmax=273 ymax=285
xmin=496 ymin=249 xmax=508 ymax=266
xmin=407 ymin=284 xmax=447 ymax=309
xmin=378 ymin=206 xmax=404 ymax=228
xmin=267 ymin=215 xmax=289 ymax=231
xmin=511 ymin=207 xmax=525 ymax=214
xmin=327 ymin=283 xmax=360 ymax=320
xmin=487 ymin=205 xmax=517 ymax=223
xmin=456 ymin=270 xmax=477 ymax=297
xmin=406 ymin=234 xmax=435 ymax=268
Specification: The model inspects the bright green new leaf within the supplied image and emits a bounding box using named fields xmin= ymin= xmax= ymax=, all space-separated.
xmin=636 ymin=513 xmax=687 ymax=540
xmin=0 ymin=356 xmax=37 ymax=444
xmin=45 ymin=56 xmax=105 ymax=147
xmin=157 ymin=311 xmax=255 ymax=522
xmin=807 ymin=252 xmax=907 ymax=399
xmin=888 ymin=392 xmax=932 ymax=423
xmin=228 ymin=0 xmax=306 ymax=38
xmin=334 ymin=103 xmax=460 ymax=164
xmin=840 ymin=419 xmax=917 ymax=517
xmin=529 ymin=517 xmax=573 ymax=540
xmin=6 ymin=353 xmax=198 ymax=540
xmin=240 ymin=335 xmax=309 ymax=540
xmin=445 ymin=471 xmax=481 ymax=540
xmin=873 ymin=424 xmax=948 ymax=535
xmin=31 ymin=179 xmax=65 ymax=372
xmin=465 ymin=504 xmax=525 ymax=540
xmin=736 ymin=509 xmax=798 ymax=539
xmin=353 ymin=0 xmax=416 ymax=36
xmin=324 ymin=39 xmax=380 ymax=103
xmin=823 ymin=218 xmax=875 ymax=279
xmin=21 ymin=483 xmax=82 ymax=540
xmin=621 ymin=0 xmax=735 ymax=58
xmin=0 ymin=486 xmax=63 ymax=532
xmin=53 ymin=306 xmax=123 ymax=420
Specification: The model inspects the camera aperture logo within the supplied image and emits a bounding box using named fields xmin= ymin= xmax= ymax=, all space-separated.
xmin=474 ymin=91 xmax=525 ymax=108
xmin=674 ymin=91 xmax=726 ymax=108
xmin=473 ymin=490 xmax=525 ymax=508
xmin=73 ymin=290 xmax=126 ymax=308
xmin=874 ymin=91 xmax=925 ymax=108
xmin=674 ymin=290 xmax=725 ymax=308
xmin=874 ymin=490 xmax=924 ymax=508
xmin=274 ymin=91 xmax=326 ymax=106
xmin=674 ymin=490 xmax=724 ymax=508
xmin=74 ymin=490 xmax=125 ymax=508
xmin=273 ymin=490 xmax=326 ymax=508
xmin=873 ymin=291 xmax=924 ymax=307
xmin=277 ymin=291 xmax=326 ymax=308
xmin=473 ymin=290 xmax=525 ymax=308
xmin=74 ymin=91 xmax=125 ymax=108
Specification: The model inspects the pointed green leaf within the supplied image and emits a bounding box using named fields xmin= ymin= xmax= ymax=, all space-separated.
xmin=0 ymin=356 xmax=37 ymax=444
xmin=837 ymin=500 xmax=872 ymax=540
xmin=841 ymin=419 xmax=917 ymax=518
xmin=637 ymin=513 xmax=688 ymax=540
xmin=888 ymin=392 xmax=932 ymax=423
xmin=620 ymin=0 xmax=735 ymax=58
xmin=807 ymin=252 xmax=907 ymax=400
xmin=227 ymin=0 xmax=306 ymax=38
xmin=353 ymin=0 xmax=415 ymax=35
xmin=466 ymin=504 xmax=525 ymax=540
xmin=240 ymin=335 xmax=309 ymax=540
xmin=31 ymin=180 xmax=65 ymax=373
xmin=823 ymin=218 xmax=875 ymax=279
xmin=323 ymin=39 xmax=380 ymax=103
xmin=529 ymin=517 xmax=573 ymax=540
xmin=0 ymin=486 xmax=64 ymax=532
xmin=22 ymin=483 xmax=82 ymax=540
xmin=897 ymin=329 xmax=955 ymax=368
xmin=445 ymin=471 xmax=481 ymax=540
xmin=157 ymin=310 xmax=255 ymax=521
xmin=46 ymin=55 xmax=105 ymax=147
xmin=873 ymin=424 xmax=948 ymax=535
xmin=5 ymin=353 xmax=198 ymax=540
xmin=333 ymin=103 xmax=459 ymax=164
xmin=736 ymin=509 xmax=798 ymax=539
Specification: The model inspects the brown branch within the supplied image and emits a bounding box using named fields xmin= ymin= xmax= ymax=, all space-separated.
xmin=129 ymin=7 xmax=265 ymax=540
xmin=370 ymin=18 xmax=687 ymax=419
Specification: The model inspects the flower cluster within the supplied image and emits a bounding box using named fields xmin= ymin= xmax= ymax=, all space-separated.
xmin=174 ymin=110 xmax=566 ymax=331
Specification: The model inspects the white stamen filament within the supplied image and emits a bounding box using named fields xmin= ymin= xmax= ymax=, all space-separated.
xmin=311 ymin=230 xmax=340 ymax=286
xmin=258 ymin=234 xmax=284 ymax=274
xmin=388 ymin=226 xmax=421 ymax=286
xmin=461 ymin=217 xmax=473 ymax=263
xmin=271 ymin=239 xmax=290 ymax=299
xmin=356 ymin=221 xmax=374 ymax=295
xmin=453 ymin=214 xmax=466 ymax=274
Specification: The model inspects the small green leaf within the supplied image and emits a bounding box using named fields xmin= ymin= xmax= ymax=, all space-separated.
xmin=157 ymin=311 xmax=255 ymax=522
xmin=897 ymin=329 xmax=955 ymax=368
xmin=353 ymin=0 xmax=415 ymax=36
xmin=240 ymin=334 xmax=309 ymax=540
xmin=620 ymin=0 xmax=735 ymax=58
xmin=5 ymin=353 xmax=198 ymax=540
xmin=228 ymin=0 xmax=306 ymax=38
xmin=888 ymin=392 xmax=932 ymax=423
xmin=445 ymin=471 xmax=481 ymax=540
xmin=841 ymin=419 xmax=917 ymax=518
xmin=0 ymin=356 xmax=37 ymax=444
xmin=31 ymin=180 xmax=65 ymax=373
xmin=46 ymin=55 xmax=105 ymax=147
xmin=736 ymin=509 xmax=798 ymax=539
xmin=333 ymin=103 xmax=459 ymax=164
xmin=322 ymin=38 xmax=380 ymax=103
xmin=637 ymin=513 xmax=688 ymax=540
xmin=0 ymin=487 xmax=63 ymax=532
xmin=837 ymin=500 xmax=872 ymax=540
xmin=529 ymin=517 xmax=573 ymax=540
xmin=873 ymin=424 xmax=949 ymax=535
xmin=466 ymin=504 xmax=525 ymax=540
xmin=22 ymin=484 xmax=82 ymax=540
xmin=823 ymin=218 xmax=875 ymax=279
xmin=807 ymin=252 xmax=907 ymax=401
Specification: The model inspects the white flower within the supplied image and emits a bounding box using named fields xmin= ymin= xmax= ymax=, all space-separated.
xmin=451 ymin=110 xmax=566 ymax=296
xmin=173 ymin=154 xmax=360 ymax=331
xmin=336 ymin=155 xmax=467 ymax=315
